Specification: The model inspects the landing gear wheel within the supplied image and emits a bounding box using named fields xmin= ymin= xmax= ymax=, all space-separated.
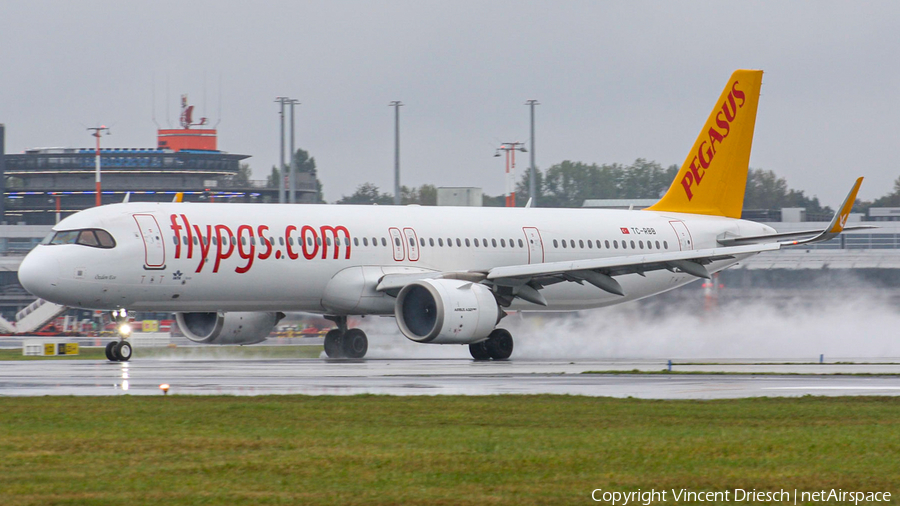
xmin=324 ymin=329 xmax=344 ymax=358
xmin=469 ymin=341 xmax=491 ymax=361
xmin=115 ymin=341 xmax=132 ymax=362
xmin=485 ymin=328 xmax=514 ymax=361
xmin=105 ymin=341 xmax=119 ymax=362
xmin=342 ymin=328 xmax=368 ymax=359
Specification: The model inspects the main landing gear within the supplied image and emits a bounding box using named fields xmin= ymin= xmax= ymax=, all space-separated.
xmin=323 ymin=316 xmax=368 ymax=359
xmin=105 ymin=309 xmax=133 ymax=362
xmin=469 ymin=328 xmax=514 ymax=361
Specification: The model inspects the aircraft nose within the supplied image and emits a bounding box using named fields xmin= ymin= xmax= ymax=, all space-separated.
xmin=18 ymin=248 xmax=60 ymax=299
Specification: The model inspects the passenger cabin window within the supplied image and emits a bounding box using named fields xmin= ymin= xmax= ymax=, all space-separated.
xmin=47 ymin=229 xmax=116 ymax=249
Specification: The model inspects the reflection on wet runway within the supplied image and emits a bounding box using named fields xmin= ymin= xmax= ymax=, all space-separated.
xmin=2 ymin=356 xmax=900 ymax=399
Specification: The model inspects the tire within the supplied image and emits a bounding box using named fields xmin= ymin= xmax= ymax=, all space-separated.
xmin=485 ymin=328 xmax=513 ymax=360
xmin=324 ymin=329 xmax=344 ymax=358
xmin=342 ymin=328 xmax=368 ymax=359
xmin=468 ymin=341 xmax=491 ymax=361
xmin=115 ymin=341 xmax=132 ymax=362
xmin=105 ymin=341 xmax=119 ymax=362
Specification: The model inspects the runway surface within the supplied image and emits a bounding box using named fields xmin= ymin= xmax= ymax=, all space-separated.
xmin=2 ymin=356 xmax=900 ymax=398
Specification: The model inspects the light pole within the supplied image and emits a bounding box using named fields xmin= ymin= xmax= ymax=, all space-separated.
xmin=526 ymin=100 xmax=539 ymax=206
xmin=390 ymin=101 xmax=403 ymax=205
xmin=495 ymin=142 xmax=527 ymax=207
xmin=87 ymin=126 xmax=110 ymax=207
xmin=288 ymin=99 xmax=300 ymax=204
xmin=274 ymin=97 xmax=289 ymax=203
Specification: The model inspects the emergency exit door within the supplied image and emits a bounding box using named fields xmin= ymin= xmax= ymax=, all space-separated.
xmin=133 ymin=214 xmax=166 ymax=269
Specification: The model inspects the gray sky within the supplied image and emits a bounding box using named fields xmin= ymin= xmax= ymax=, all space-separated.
xmin=1 ymin=1 xmax=898 ymax=205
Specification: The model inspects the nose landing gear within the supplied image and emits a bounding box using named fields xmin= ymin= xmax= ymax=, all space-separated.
xmin=323 ymin=316 xmax=369 ymax=359
xmin=106 ymin=309 xmax=133 ymax=362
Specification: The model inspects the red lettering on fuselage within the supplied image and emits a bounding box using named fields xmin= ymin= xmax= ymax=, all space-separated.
xmin=235 ymin=225 xmax=255 ymax=273
xmin=319 ymin=225 xmax=351 ymax=260
xmin=257 ymin=225 xmax=272 ymax=260
xmin=285 ymin=225 xmax=299 ymax=260
xmin=170 ymin=215 xmax=182 ymax=259
xmin=181 ymin=214 xmax=194 ymax=259
xmin=193 ymin=224 xmax=212 ymax=273
xmin=213 ymin=225 xmax=235 ymax=273
xmin=168 ymin=214 xmax=353 ymax=273
xmin=301 ymin=225 xmax=319 ymax=260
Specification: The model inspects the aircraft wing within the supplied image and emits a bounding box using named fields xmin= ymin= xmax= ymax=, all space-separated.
xmin=719 ymin=177 xmax=871 ymax=247
xmin=377 ymin=242 xmax=780 ymax=304
xmin=482 ymin=242 xmax=780 ymax=305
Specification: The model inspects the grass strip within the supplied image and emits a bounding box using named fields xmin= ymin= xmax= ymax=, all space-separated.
xmin=0 ymin=395 xmax=898 ymax=505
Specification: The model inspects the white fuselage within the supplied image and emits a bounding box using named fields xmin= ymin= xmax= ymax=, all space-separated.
xmin=18 ymin=203 xmax=775 ymax=313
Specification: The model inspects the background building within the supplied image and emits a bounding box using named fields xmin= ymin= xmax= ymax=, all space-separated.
xmin=0 ymin=99 xmax=319 ymax=226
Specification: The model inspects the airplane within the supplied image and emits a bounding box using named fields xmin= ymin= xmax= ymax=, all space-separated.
xmin=17 ymin=69 xmax=868 ymax=362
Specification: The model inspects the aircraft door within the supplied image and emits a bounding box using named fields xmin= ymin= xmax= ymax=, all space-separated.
xmin=388 ymin=227 xmax=406 ymax=261
xmin=403 ymin=228 xmax=419 ymax=261
xmin=522 ymin=227 xmax=544 ymax=264
xmin=668 ymin=221 xmax=694 ymax=251
xmin=133 ymin=214 xmax=166 ymax=269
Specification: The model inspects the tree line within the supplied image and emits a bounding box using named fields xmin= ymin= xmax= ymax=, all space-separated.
xmin=335 ymin=158 xmax=842 ymax=214
xmin=243 ymin=148 xmax=900 ymax=215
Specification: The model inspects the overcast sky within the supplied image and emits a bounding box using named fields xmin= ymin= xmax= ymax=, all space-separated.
xmin=1 ymin=1 xmax=898 ymax=205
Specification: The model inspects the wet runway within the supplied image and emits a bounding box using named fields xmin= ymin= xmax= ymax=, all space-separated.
xmin=2 ymin=356 xmax=900 ymax=398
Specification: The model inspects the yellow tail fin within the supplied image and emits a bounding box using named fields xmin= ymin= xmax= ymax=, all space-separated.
xmin=646 ymin=69 xmax=764 ymax=218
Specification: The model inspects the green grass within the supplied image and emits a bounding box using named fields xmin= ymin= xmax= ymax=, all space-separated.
xmin=0 ymin=396 xmax=898 ymax=505
xmin=0 ymin=344 xmax=324 ymax=361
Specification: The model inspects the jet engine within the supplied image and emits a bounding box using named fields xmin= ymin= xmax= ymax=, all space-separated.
xmin=395 ymin=279 xmax=501 ymax=344
xmin=175 ymin=311 xmax=285 ymax=345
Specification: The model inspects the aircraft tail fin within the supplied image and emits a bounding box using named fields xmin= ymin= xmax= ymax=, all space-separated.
xmin=646 ymin=69 xmax=764 ymax=218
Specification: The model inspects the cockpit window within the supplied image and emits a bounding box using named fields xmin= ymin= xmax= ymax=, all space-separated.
xmin=78 ymin=230 xmax=99 ymax=246
xmin=95 ymin=230 xmax=115 ymax=248
xmin=47 ymin=229 xmax=116 ymax=249
xmin=49 ymin=231 xmax=80 ymax=245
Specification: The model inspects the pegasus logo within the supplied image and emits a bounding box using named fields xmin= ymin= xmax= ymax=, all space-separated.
xmin=680 ymin=81 xmax=746 ymax=200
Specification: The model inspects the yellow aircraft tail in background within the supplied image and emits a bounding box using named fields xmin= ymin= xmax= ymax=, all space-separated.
xmin=646 ymin=69 xmax=764 ymax=218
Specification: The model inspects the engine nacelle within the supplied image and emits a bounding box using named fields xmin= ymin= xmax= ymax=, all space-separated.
xmin=175 ymin=311 xmax=284 ymax=345
xmin=395 ymin=279 xmax=500 ymax=344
